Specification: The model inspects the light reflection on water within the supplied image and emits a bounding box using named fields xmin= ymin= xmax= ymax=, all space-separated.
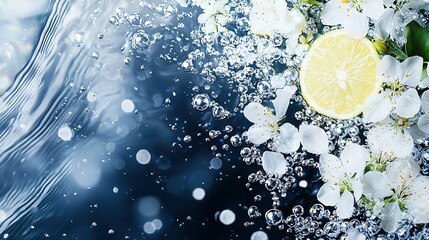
xmin=0 ymin=0 xmax=319 ymax=239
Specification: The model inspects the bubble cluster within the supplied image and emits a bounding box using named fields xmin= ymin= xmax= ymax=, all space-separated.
xmin=107 ymin=1 xmax=429 ymax=239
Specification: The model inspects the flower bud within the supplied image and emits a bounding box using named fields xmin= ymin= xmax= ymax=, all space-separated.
xmin=373 ymin=40 xmax=389 ymax=54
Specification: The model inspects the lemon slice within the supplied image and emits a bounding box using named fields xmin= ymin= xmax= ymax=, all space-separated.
xmin=300 ymin=30 xmax=380 ymax=120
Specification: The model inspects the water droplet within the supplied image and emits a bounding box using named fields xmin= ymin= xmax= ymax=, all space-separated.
xmin=92 ymin=52 xmax=99 ymax=59
xmin=74 ymin=32 xmax=85 ymax=47
xmin=183 ymin=135 xmax=192 ymax=143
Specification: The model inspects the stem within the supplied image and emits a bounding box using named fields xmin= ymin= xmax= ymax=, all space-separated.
xmin=385 ymin=38 xmax=408 ymax=60
xmin=300 ymin=0 xmax=323 ymax=6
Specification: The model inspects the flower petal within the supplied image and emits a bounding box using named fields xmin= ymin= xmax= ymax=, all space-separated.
xmin=249 ymin=0 xmax=276 ymax=35
xmin=247 ymin=124 xmax=273 ymax=145
xmin=342 ymin=10 xmax=369 ymax=38
xmin=421 ymin=90 xmax=429 ymax=113
xmin=336 ymin=190 xmax=354 ymax=219
xmin=319 ymin=153 xmax=344 ymax=181
xmin=386 ymin=159 xmax=416 ymax=192
xmin=377 ymin=55 xmax=400 ymax=84
xmin=398 ymin=56 xmax=424 ymax=87
xmin=299 ymin=124 xmax=329 ymax=154
xmin=351 ymin=179 xmax=363 ymax=200
xmin=367 ymin=125 xmax=413 ymax=159
xmin=340 ymin=143 xmax=369 ymax=176
xmin=320 ymin=0 xmax=346 ymax=26
xmin=380 ymin=202 xmax=402 ymax=233
xmin=362 ymin=0 xmax=385 ymax=20
xmin=419 ymin=69 xmax=429 ymax=89
xmin=319 ymin=153 xmax=345 ymax=182
xmin=374 ymin=8 xmax=395 ymax=39
xmin=261 ymin=151 xmax=287 ymax=176
xmin=317 ymin=182 xmax=341 ymax=207
xmin=383 ymin=0 xmax=395 ymax=7
xmin=407 ymin=176 xmax=429 ymax=224
xmin=362 ymin=171 xmax=394 ymax=199
xmin=272 ymin=86 xmax=297 ymax=119
xmin=363 ymin=92 xmax=393 ymax=123
xmin=418 ymin=114 xmax=429 ymax=134
xmin=393 ymin=88 xmax=421 ymax=118
xmin=244 ymin=102 xmax=275 ymax=125
xmin=274 ymin=123 xmax=300 ymax=154
xmin=277 ymin=8 xmax=306 ymax=39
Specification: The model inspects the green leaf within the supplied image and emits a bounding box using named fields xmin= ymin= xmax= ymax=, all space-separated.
xmin=299 ymin=0 xmax=323 ymax=6
xmin=405 ymin=21 xmax=429 ymax=61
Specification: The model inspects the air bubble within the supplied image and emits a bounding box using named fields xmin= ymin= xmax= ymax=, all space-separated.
xmin=219 ymin=209 xmax=236 ymax=225
xmin=121 ymin=99 xmax=135 ymax=113
xmin=192 ymin=188 xmax=205 ymax=200
xmin=250 ymin=231 xmax=268 ymax=240
xmin=128 ymin=13 xmax=142 ymax=26
xmin=309 ymin=204 xmax=325 ymax=220
xmin=132 ymin=30 xmax=150 ymax=50
xmin=192 ymin=94 xmax=210 ymax=111
xmin=58 ymin=125 xmax=73 ymax=141
xmin=248 ymin=206 xmax=260 ymax=219
xmin=265 ymin=209 xmax=283 ymax=226
xmin=136 ymin=149 xmax=151 ymax=165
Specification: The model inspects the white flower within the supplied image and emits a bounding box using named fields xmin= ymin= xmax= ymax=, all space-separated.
xmin=320 ymin=0 xmax=384 ymax=38
xmin=418 ymin=90 xmax=429 ymax=133
xmin=366 ymin=121 xmax=414 ymax=159
xmin=243 ymin=86 xmax=297 ymax=145
xmin=244 ymin=86 xmax=329 ymax=155
xmin=363 ymin=55 xmax=423 ymax=123
xmin=379 ymin=159 xmax=429 ymax=232
xmin=317 ymin=143 xmax=369 ymax=218
xmin=375 ymin=1 xmax=429 ymax=43
xmin=261 ymin=151 xmax=287 ymax=176
xmin=194 ymin=0 xmax=230 ymax=34
xmin=249 ymin=0 xmax=306 ymax=41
